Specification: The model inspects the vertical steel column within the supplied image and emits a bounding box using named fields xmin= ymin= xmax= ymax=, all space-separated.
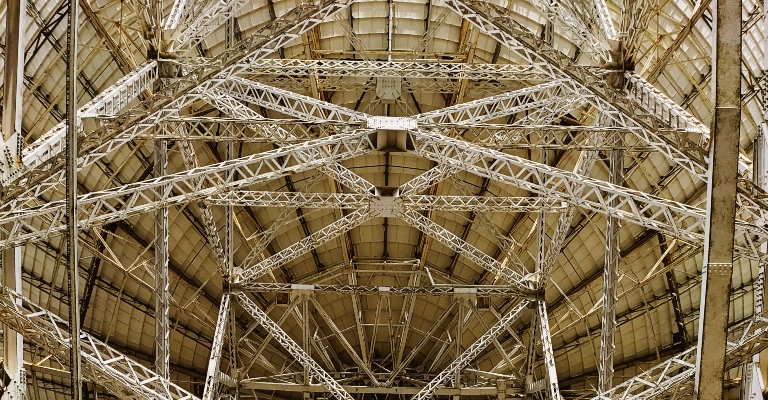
xmin=154 ymin=138 xmax=170 ymax=380
xmin=1 ymin=0 xmax=23 ymax=174
xmin=537 ymin=301 xmax=561 ymax=400
xmin=302 ymin=294 xmax=310 ymax=386
xmin=203 ymin=295 xmax=231 ymax=400
xmin=455 ymin=300 xmax=464 ymax=390
xmin=66 ymin=0 xmax=83 ymax=395
xmin=525 ymin=150 xmax=548 ymax=399
xmin=598 ymin=136 xmax=622 ymax=394
xmin=226 ymin=139 xmax=238 ymax=399
xmin=694 ymin=0 xmax=742 ymax=396
xmin=1 ymin=239 xmax=22 ymax=385
xmin=1 ymin=0 xmax=25 ymax=386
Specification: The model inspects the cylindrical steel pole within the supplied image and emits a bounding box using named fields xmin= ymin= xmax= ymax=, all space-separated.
xmin=66 ymin=0 xmax=83 ymax=396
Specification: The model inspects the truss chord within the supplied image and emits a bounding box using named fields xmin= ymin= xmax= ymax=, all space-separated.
xmin=202 ymin=295 xmax=231 ymax=400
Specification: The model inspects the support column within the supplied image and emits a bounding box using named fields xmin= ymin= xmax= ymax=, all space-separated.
xmin=225 ymin=140 xmax=238 ymax=399
xmin=1 ymin=0 xmax=24 ymax=179
xmin=525 ymin=149 xmax=548 ymax=399
xmin=154 ymin=139 xmax=170 ymax=380
xmin=538 ymin=301 xmax=561 ymax=400
xmin=66 ymin=0 xmax=83 ymax=394
xmin=1 ymin=0 xmax=25 ymax=390
xmin=455 ymin=300 xmax=464 ymax=390
xmin=598 ymin=138 xmax=622 ymax=394
xmin=694 ymin=0 xmax=742 ymax=396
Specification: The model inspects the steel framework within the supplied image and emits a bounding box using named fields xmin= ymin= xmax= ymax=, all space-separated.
xmin=2 ymin=0 xmax=765 ymax=398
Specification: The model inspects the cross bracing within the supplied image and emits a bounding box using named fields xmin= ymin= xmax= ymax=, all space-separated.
xmin=1 ymin=0 xmax=766 ymax=398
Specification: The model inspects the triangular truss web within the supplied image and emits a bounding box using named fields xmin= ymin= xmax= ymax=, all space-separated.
xmin=1 ymin=0 xmax=766 ymax=399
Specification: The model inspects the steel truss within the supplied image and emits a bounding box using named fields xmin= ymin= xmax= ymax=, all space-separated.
xmin=238 ymin=282 xmax=535 ymax=297
xmin=2 ymin=0 xmax=354 ymax=207
xmin=205 ymin=191 xmax=567 ymax=212
xmin=414 ymin=80 xmax=583 ymax=125
xmin=170 ymin=0 xmax=248 ymax=51
xmin=138 ymin=117 xmax=695 ymax=153
xmin=6 ymin=0 xmax=767 ymax=397
xmin=228 ymin=58 xmax=552 ymax=81
xmin=526 ymin=0 xmax=610 ymax=61
xmin=399 ymin=208 xmax=537 ymax=293
xmin=20 ymin=61 xmax=158 ymax=176
xmin=0 ymin=131 xmax=374 ymax=249
xmin=441 ymin=0 xmax=710 ymax=178
xmin=405 ymin=129 xmax=768 ymax=260
xmin=592 ymin=312 xmax=768 ymax=400
xmin=0 ymin=287 xmax=198 ymax=400
xmin=256 ymin=76 xmax=522 ymax=95
xmin=412 ymin=300 xmax=529 ymax=400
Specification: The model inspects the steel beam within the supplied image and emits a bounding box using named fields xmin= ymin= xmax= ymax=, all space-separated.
xmin=236 ymin=281 xmax=533 ymax=297
xmin=216 ymin=78 xmax=369 ymax=123
xmin=310 ymin=296 xmax=380 ymax=386
xmin=241 ymin=381 xmax=520 ymax=395
xmin=594 ymin=310 xmax=768 ymax=399
xmin=537 ymin=301 xmax=562 ymax=400
xmin=414 ymin=81 xmax=581 ymax=125
xmin=171 ymin=0 xmax=248 ymax=50
xmin=443 ymin=0 xmax=762 ymax=211
xmin=227 ymin=59 xmax=551 ymax=81
xmin=694 ymin=0 xmax=743 ymax=395
xmin=21 ymin=62 xmax=158 ymax=178
xmin=527 ymin=0 xmax=610 ymax=60
xmin=1 ymin=0 xmax=25 ymax=387
xmin=236 ymin=208 xmax=374 ymax=283
xmin=0 ymin=0 xmax=27 ymax=380
xmin=205 ymin=191 xmax=566 ymax=213
xmin=1 ymin=0 xmax=24 ymax=181
xmin=398 ymin=208 xmax=536 ymax=293
xmin=202 ymin=295 xmax=230 ymax=400
xmin=203 ymin=92 xmax=376 ymax=195
xmin=66 ymin=0 xmax=83 ymax=395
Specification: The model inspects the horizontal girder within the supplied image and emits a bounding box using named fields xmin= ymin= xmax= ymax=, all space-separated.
xmin=238 ymin=282 xmax=536 ymax=298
